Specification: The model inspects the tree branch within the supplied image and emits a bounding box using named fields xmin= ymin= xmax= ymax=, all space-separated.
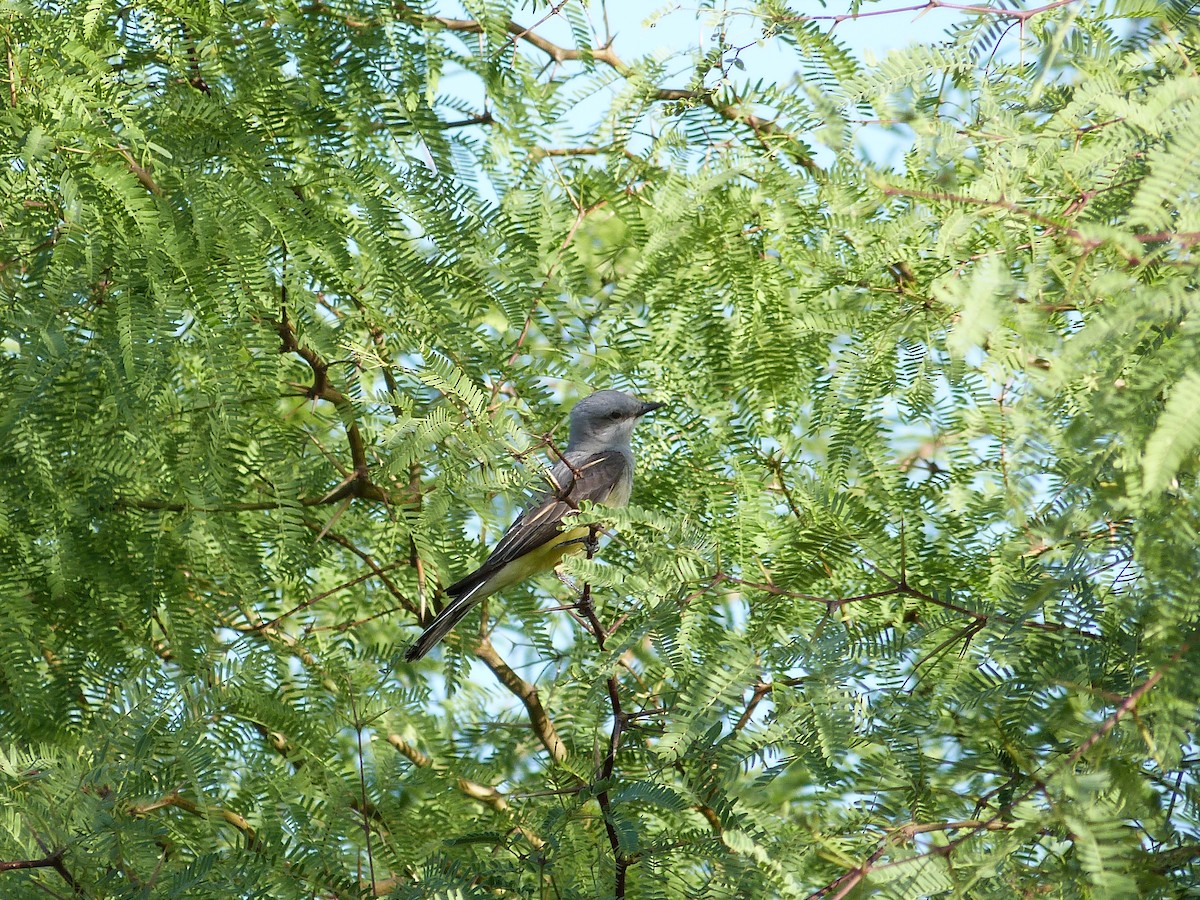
xmin=385 ymin=733 xmax=546 ymax=848
xmin=0 ymin=227 xmax=62 ymax=274
xmin=599 ymin=671 xmax=629 ymax=897
xmin=389 ymin=1 xmax=817 ymax=170
xmin=733 ymin=680 xmax=772 ymax=732
xmin=474 ymin=637 xmax=569 ymax=765
xmin=576 ymin=524 xmax=630 ymax=897
xmin=313 ymin=528 xmax=419 ymax=617
xmin=423 ymin=9 xmax=625 ymax=69
xmin=274 ymin=309 xmax=389 ymax=504
xmin=116 ymin=144 xmax=162 ymax=196
xmin=130 ymin=793 xmax=261 ymax=850
xmin=710 ymin=570 xmax=1103 ymax=639
xmin=0 ymin=847 xmax=82 ymax=893
xmin=118 ymin=495 xmax=349 ymax=512
xmin=529 ymin=144 xmax=640 ymax=161
xmin=436 ymin=111 xmax=494 ymax=129
xmin=880 ymin=183 xmax=1200 ymax=262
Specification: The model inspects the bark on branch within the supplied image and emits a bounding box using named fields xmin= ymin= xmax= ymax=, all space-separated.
xmin=275 ymin=309 xmax=390 ymax=504
xmin=0 ymin=847 xmax=83 ymax=893
xmin=130 ymin=793 xmax=261 ymax=850
xmin=475 ymin=637 xmax=569 ymax=765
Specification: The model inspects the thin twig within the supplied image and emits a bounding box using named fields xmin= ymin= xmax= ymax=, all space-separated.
xmin=254 ymin=567 xmax=389 ymax=632
xmin=115 ymin=145 xmax=162 ymax=195
xmin=880 ymin=183 xmax=1200 ymax=262
xmin=780 ymin=0 xmax=1079 ymax=24
xmin=390 ymin=1 xmax=817 ymax=169
xmin=314 ymin=528 xmax=418 ymax=616
xmin=274 ymin=310 xmax=390 ymax=503
xmin=576 ymin=524 xmax=631 ymax=897
xmin=347 ymin=687 xmax=376 ymax=892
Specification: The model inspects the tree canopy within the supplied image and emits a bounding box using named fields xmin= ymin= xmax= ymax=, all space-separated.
xmin=2 ymin=0 xmax=1199 ymax=896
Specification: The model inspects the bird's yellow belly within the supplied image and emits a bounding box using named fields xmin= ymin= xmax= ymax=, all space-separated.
xmin=539 ymin=525 xmax=592 ymax=567
xmin=484 ymin=526 xmax=592 ymax=595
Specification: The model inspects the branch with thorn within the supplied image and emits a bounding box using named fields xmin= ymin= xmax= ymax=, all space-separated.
xmin=0 ymin=846 xmax=83 ymax=893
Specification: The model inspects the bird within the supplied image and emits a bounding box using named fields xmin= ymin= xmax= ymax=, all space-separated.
xmin=404 ymin=390 xmax=662 ymax=661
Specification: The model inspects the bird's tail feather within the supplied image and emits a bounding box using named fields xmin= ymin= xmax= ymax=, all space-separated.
xmin=403 ymin=577 xmax=488 ymax=662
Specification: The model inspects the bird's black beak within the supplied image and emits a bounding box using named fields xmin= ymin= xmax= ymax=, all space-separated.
xmin=638 ymin=400 xmax=665 ymax=417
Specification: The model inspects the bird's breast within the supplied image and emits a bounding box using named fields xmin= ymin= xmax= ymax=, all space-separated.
xmin=603 ymin=469 xmax=634 ymax=508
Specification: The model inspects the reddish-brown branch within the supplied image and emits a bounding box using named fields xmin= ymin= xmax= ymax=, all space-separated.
xmin=390 ymin=1 xmax=817 ymax=169
xmin=307 ymin=603 xmax=410 ymax=633
xmin=655 ymin=88 xmax=818 ymax=170
xmin=734 ymin=680 xmax=772 ymax=731
xmin=315 ymin=528 xmax=418 ymax=616
xmin=345 ymin=294 xmax=405 ymax=421
xmin=0 ymin=847 xmax=82 ymax=892
xmin=119 ymin=304 xmax=420 ymax=516
xmin=0 ymin=228 xmax=62 ymax=274
xmin=275 ymin=310 xmax=390 ymax=504
xmin=426 ymin=9 xmax=625 ymax=69
xmin=182 ymin=25 xmax=211 ymax=94
xmin=733 ymin=676 xmax=806 ymax=732
xmin=253 ymin=569 xmax=380 ymax=631
xmin=1137 ymin=230 xmax=1200 ymax=246
xmin=575 ymin=524 xmax=631 ymax=897
xmin=576 ymin=581 xmax=609 ymax=648
xmin=600 ymin=672 xmax=629 ymax=897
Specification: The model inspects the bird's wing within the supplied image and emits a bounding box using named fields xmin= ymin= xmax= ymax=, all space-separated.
xmin=410 ymin=450 xmax=630 ymax=660
xmin=471 ymin=450 xmax=629 ymax=577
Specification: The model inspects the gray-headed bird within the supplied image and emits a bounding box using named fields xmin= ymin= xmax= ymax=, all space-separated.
xmin=404 ymin=390 xmax=661 ymax=661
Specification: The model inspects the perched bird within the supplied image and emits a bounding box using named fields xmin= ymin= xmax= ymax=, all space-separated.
xmin=404 ymin=390 xmax=662 ymax=661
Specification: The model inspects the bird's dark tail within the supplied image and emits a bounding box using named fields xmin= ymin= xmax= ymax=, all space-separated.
xmin=403 ymin=575 xmax=488 ymax=662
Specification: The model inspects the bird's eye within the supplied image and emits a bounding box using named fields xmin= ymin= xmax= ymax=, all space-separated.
xmin=608 ymin=411 xmax=623 ymax=421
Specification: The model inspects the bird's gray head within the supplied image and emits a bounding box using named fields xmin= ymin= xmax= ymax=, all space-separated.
xmin=566 ymin=390 xmax=662 ymax=452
